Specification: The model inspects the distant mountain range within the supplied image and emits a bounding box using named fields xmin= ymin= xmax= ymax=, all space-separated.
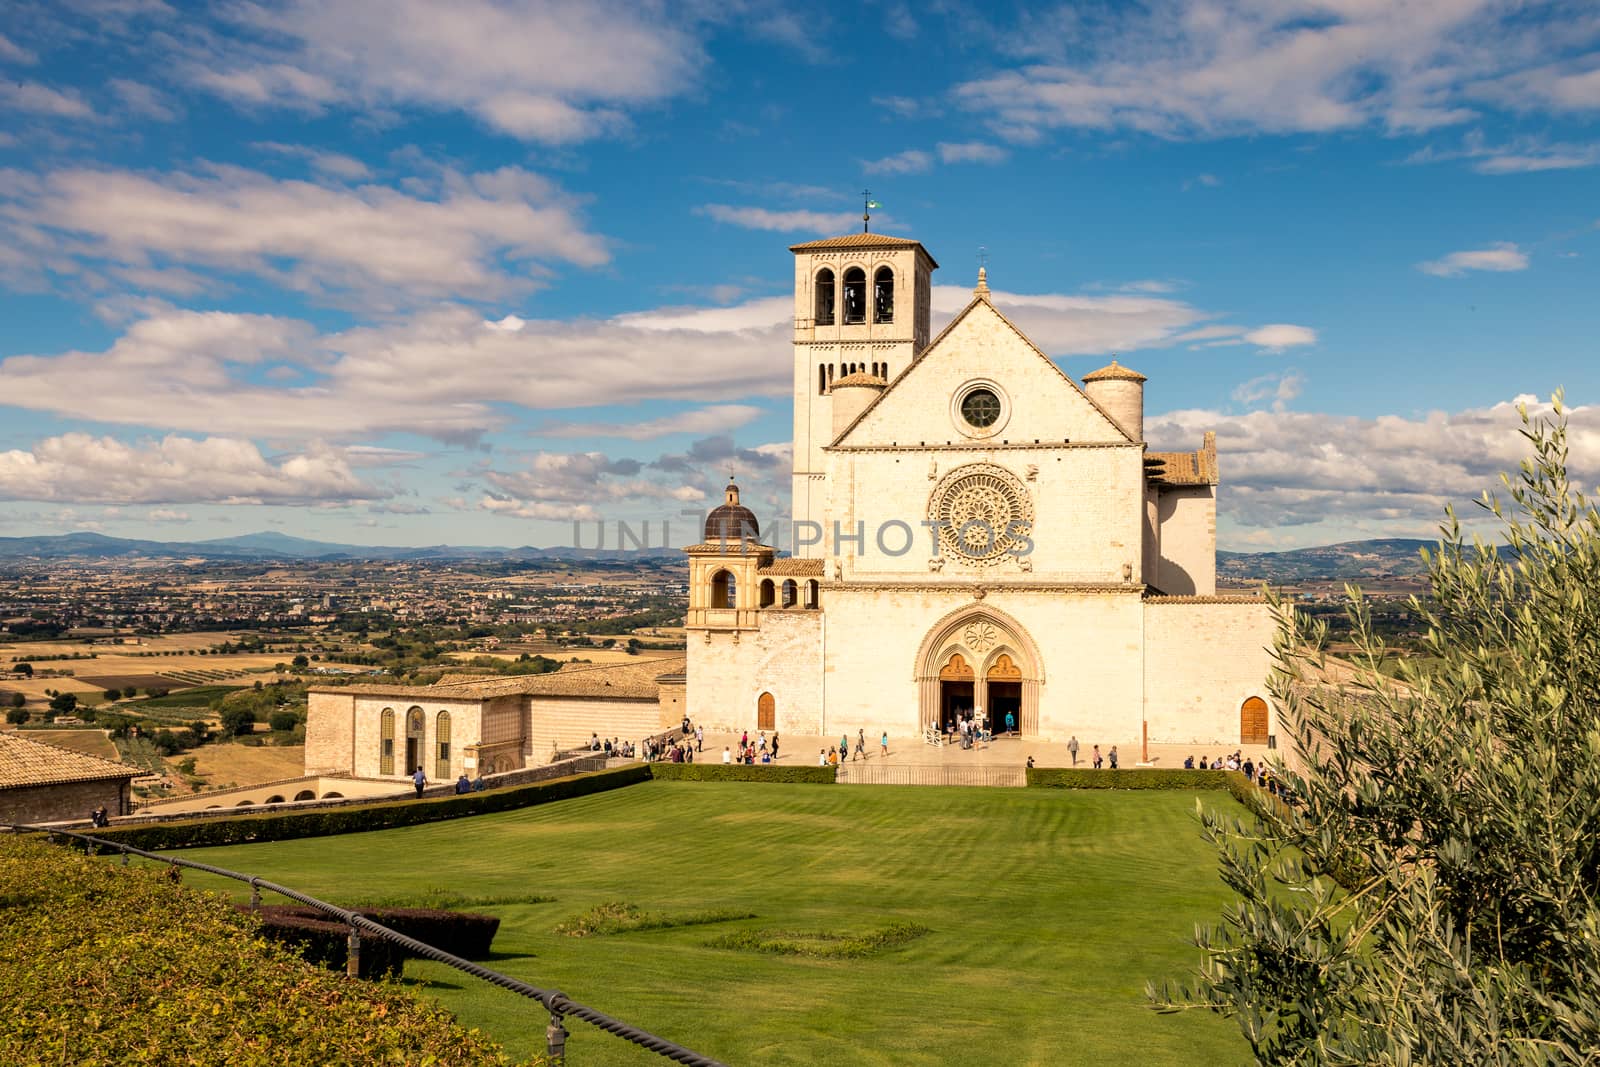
xmin=1218 ymin=538 xmax=1448 ymax=583
xmin=0 ymin=530 xmax=680 ymax=563
xmin=0 ymin=530 xmax=1473 ymax=581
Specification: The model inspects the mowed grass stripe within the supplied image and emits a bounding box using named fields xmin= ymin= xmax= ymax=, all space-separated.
xmin=179 ymin=781 xmax=1248 ymax=1067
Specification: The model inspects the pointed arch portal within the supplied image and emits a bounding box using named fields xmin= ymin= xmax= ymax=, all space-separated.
xmin=915 ymin=606 xmax=1043 ymax=736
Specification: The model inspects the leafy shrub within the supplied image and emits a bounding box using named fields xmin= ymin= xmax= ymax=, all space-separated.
xmin=218 ymin=706 xmax=254 ymax=738
xmin=1026 ymin=767 xmax=1233 ymax=790
xmin=94 ymin=764 xmax=652 ymax=851
xmin=648 ymin=763 xmax=837 ymax=784
xmin=252 ymin=905 xmax=501 ymax=960
xmin=268 ymin=710 xmax=299 ymax=732
xmin=708 ymin=922 xmax=929 ymax=959
xmin=0 ymin=835 xmax=537 ymax=1065
xmin=554 ymin=901 xmax=754 ymax=938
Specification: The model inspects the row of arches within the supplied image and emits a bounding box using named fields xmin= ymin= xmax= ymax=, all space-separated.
xmin=380 ymin=706 xmax=452 ymax=780
xmin=815 ymin=266 xmax=894 ymax=327
xmin=209 ymin=789 xmax=343 ymax=809
xmin=708 ymin=571 xmax=821 ymax=610
xmin=816 ymin=361 xmax=891 ymax=394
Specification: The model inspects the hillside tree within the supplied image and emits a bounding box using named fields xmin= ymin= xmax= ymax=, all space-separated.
xmin=1153 ymin=397 xmax=1600 ymax=1064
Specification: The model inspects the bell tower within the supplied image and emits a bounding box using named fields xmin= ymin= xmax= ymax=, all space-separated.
xmin=788 ymin=233 xmax=937 ymax=556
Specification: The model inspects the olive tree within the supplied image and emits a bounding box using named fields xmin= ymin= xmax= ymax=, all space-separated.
xmin=1153 ymin=397 xmax=1600 ymax=1064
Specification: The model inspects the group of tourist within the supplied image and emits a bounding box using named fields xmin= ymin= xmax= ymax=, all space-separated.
xmin=589 ymin=734 xmax=639 ymax=759
xmin=725 ymin=729 xmax=779 ymax=764
xmin=818 ymin=728 xmax=890 ymax=765
xmin=1185 ymin=751 xmax=1248 ymax=773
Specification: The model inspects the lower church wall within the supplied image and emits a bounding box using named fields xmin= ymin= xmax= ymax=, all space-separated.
xmin=307 ymin=693 xmax=484 ymax=781
xmin=525 ymin=696 xmax=663 ymax=761
xmin=1142 ymin=600 xmax=1277 ymax=746
xmin=817 ymin=587 xmax=1147 ymax=745
xmin=686 ymin=610 xmax=823 ymax=734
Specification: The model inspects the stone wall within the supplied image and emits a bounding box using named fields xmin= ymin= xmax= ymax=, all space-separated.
xmin=1142 ymin=599 xmax=1277 ymax=746
xmin=1155 ymin=487 xmax=1217 ymax=596
xmin=524 ymin=696 xmax=663 ymax=762
xmin=686 ymin=609 xmax=823 ymax=734
xmin=303 ymin=691 xmax=356 ymax=776
xmin=2 ymin=777 xmax=131 ymax=825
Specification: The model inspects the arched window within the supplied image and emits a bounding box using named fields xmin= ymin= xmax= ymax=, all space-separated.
xmin=265 ymin=795 xmax=285 ymax=805
xmin=759 ymin=579 xmax=776 ymax=608
xmin=805 ymin=579 xmax=820 ymax=608
xmin=874 ymin=266 xmax=894 ymax=323
xmin=293 ymin=789 xmax=316 ymax=801
xmin=815 ymin=268 xmax=835 ymax=325
xmin=710 ymin=569 xmax=737 ymax=609
xmin=842 ymin=267 xmax=866 ymax=324
xmin=818 ymin=364 xmax=826 ymax=395
xmin=436 ymin=711 xmax=452 ymax=780
xmin=827 ymin=364 xmax=834 ymax=386
xmin=781 ymin=579 xmax=798 ymax=607
xmin=322 ymin=791 xmax=344 ymax=799
xmin=380 ymin=707 xmax=395 ymax=775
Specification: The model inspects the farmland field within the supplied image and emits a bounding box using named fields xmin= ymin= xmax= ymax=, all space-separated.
xmin=78 ymin=673 xmax=189 ymax=692
xmin=184 ymin=781 xmax=1250 ymax=1066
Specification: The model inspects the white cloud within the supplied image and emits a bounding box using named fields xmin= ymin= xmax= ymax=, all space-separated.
xmin=937 ymin=141 xmax=1008 ymax=164
xmin=0 ymin=32 xmax=37 ymax=65
xmin=253 ymin=142 xmax=372 ymax=180
xmin=537 ymin=405 xmax=766 ymax=441
xmin=954 ymin=2 xmax=1592 ymax=141
xmin=1243 ymin=324 xmax=1317 ymax=351
xmin=109 ymin=79 xmax=178 ymax=121
xmin=696 ymin=205 xmax=863 ymax=233
xmin=2 ymin=163 xmax=607 ymax=305
xmin=192 ymin=0 xmax=703 ymax=144
xmin=863 ymin=149 xmax=933 ymax=175
xmin=0 ymin=434 xmax=384 ymax=505
xmin=0 ymin=81 xmax=95 ymax=119
xmin=1406 ymin=130 xmax=1600 ymax=174
xmin=145 ymin=509 xmax=192 ymax=523
xmin=0 ymin=287 xmax=1315 ymax=444
xmin=1150 ymin=395 xmax=1600 ymax=541
xmin=1418 ymin=242 xmax=1529 ymax=277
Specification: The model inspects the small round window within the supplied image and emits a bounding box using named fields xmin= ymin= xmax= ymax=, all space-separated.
xmin=960 ymin=388 xmax=1002 ymax=428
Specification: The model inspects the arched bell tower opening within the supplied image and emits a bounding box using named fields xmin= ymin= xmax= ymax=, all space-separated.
xmin=789 ymin=233 xmax=938 ymax=556
xmin=914 ymin=606 xmax=1043 ymax=736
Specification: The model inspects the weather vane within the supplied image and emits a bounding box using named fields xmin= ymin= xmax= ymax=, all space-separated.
xmin=863 ymin=190 xmax=881 ymax=233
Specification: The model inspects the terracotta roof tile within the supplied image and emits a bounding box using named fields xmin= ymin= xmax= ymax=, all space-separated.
xmin=830 ymin=372 xmax=887 ymax=390
xmin=1082 ymin=359 xmax=1147 ymax=383
xmin=758 ymin=557 xmax=826 ymax=576
xmin=789 ymin=233 xmax=926 ymax=253
xmin=0 ymin=732 xmax=139 ymax=790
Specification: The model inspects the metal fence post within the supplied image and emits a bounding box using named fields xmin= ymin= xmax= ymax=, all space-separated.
xmin=546 ymin=1003 xmax=569 ymax=1065
xmin=346 ymin=925 xmax=361 ymax=978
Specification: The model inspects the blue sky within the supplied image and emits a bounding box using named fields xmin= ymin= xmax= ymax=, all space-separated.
xmin=1 ymin=0 xmax=1597 ymax=551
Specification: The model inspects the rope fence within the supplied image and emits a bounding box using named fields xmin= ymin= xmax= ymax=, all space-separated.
xmin=4 ymin=822 xmax=727 ymax=1067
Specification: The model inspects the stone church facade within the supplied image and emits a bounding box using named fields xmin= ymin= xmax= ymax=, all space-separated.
xmin=685 ymin=232 xmax=1277 ymax=748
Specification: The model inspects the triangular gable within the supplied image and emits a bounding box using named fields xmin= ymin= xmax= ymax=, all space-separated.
xmin=831 ymin=296 xmax=1135 ymax=448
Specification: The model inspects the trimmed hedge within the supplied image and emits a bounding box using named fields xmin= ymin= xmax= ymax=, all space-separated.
xmin=1026 ymin=767 xmax=1235 ymax=790
xmin=0 ymin=835 xmax=538 ymax=1065
xmin=94 ymin=763 xmax=652 ymax=851
xmin=252 ymin=909 xmax=407 ymax=979
xmin=648 ymin=762 xmax=837 ymax=784
xmin=250 ymin=904 xmax=501 ymax=960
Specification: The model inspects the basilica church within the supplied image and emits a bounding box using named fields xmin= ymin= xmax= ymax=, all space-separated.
xmin=305 ymin=231 xmax=1276 ymax=785
xmin=684 ymin=231 xmax=1276 ymax=748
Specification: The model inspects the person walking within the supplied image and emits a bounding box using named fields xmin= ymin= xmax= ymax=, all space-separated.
xmin=772 ymin=732 xmax=781 ymax=760
xmin=1109 ymin=745 xmax=1119 ymax=769
xmin=1068 ymin=735 xmax=1080 ymax=767
xmin=1004 ymin=710 xmax=1015 ymax=735
xmin=880 ymin=731 xmax=889 ymax=758
xmin=412 ymin=765 xmax=427 ymax=798
xmin=695 ymin=724 xmax=704 ymax=753
xmin=1091 ymin=745 xmax=1102 ymax=769
xmin=854 ymin=728 xmax=865 ymax=761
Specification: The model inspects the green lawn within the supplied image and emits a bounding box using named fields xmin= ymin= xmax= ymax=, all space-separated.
xmin=181 ymin=782 xmax=1248 ymax=1066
